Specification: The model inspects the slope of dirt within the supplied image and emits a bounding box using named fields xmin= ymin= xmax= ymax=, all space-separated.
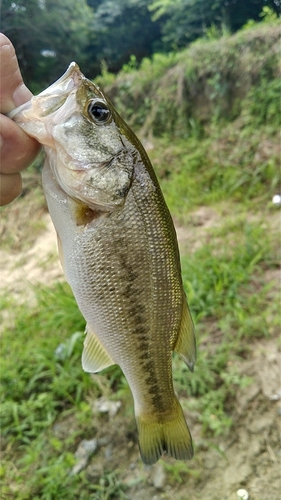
xmin=0 ymin=213 xmax=63 ymax=301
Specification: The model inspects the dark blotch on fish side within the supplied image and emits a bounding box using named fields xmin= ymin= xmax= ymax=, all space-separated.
xmin=134 ymin=325 xmax=148 ymax=336
xmin=142 ymin=360 xmax=166 ymax=412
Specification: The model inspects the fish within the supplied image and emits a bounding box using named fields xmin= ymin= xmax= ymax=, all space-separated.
xmin=9 ymin=63 xmax=196 ymax=465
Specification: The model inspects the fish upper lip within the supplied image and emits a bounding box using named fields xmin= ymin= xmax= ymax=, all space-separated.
xmin=8 ymin=63 xmax=82 ymax=121
xmin=39 ymin=62 xmax=82 ymax=97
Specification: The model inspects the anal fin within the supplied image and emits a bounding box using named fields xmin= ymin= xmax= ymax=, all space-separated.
xmin=174 ymin=296 xmax=196 ymax=372
xmin=82 ymin=325 xmax=115 ymax=373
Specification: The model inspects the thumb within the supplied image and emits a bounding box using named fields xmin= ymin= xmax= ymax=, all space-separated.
xmin=0 ymin=33 xmax=33 ymax=113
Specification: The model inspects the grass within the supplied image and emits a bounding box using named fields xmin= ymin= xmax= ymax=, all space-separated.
xmin=1 ymin=21 xmax=280 ymax=500
xmin=172 ymin=215 xmax=276 ymax=437
xmin=0 ymin=284 xmax=129 ymax=499
xmin=0 ymin=197 xmax=279 ymax=498
xmin=147 ymin=122 xmax=280 ymax=223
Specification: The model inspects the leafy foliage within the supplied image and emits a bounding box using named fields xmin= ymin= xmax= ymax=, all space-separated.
xmin=85 ymin=0 xmax=161 ymax=74
xmin=1 ymin=0 xmax=95 ymax=92
xmin=1 ymin=0 xmax=280 ymax=90
xmin=100 ymin=23 xmax=281 ymax=143
xmin=149 ymin=0 xmax=280 ymax=47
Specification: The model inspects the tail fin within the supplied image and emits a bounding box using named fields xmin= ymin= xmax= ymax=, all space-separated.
xmin=136 ymin=398 xmax=193 ymax=465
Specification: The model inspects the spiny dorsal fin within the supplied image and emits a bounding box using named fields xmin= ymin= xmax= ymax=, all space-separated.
xmin=174 ymin=297 xmax=196 ymax=372
xmin=82 ymin=325 xmax=115 ymax=373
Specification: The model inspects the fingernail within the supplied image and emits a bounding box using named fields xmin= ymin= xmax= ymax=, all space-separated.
xmin=0 ymin=134 xmax=3 ymax=150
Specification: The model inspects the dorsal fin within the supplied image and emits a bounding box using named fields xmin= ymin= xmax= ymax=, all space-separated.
xmin=174 ymin=297 xmax=196 ymax=372
xmin=82 ymin=325 xmax=115 ymax=373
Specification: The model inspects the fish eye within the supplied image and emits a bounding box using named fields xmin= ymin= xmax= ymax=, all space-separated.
xmin=87 ymin=100 xmax=111 ymax=124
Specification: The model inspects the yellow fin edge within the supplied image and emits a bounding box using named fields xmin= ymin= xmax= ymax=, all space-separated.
xmin=82 ymin=325 xmax=115 ymax=373
xmin=136 ymin=398 xmax=193 ymax=465
xmin=174 ymin=297 xmax=196 ymax=372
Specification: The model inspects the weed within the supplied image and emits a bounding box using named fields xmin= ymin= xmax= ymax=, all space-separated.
xmin=161 ymin=459 xmax=200 ymax=484
xmin=99 ymin=23 xmax=281 ymax=137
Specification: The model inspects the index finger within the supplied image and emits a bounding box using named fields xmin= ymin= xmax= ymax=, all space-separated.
xmin=0 ymin=33 xmax=32 ymax=113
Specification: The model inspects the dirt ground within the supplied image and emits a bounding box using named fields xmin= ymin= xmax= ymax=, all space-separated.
xmin=0 ymin=202 xmax=280 ymax=500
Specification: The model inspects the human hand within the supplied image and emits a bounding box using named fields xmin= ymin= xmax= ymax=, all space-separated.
xmin=0 ymin=33 xmax=40 ymax=206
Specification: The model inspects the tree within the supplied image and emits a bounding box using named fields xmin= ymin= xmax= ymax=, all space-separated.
xmin=2 ymin=0 xmax=279 ymax=91
xmin=1 ymin=0 xmax=161 ymax=88
xmin=1 ymin=0 xmax=95 ymax=91
xmin=148 ymin=0 xmax=280 ymax=49
xmin=85 ymin=0 xmax=162 ymax=74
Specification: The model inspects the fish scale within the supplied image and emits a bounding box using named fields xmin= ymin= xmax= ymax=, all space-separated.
xmin=9 ymin=62 xmax=196 ymax=465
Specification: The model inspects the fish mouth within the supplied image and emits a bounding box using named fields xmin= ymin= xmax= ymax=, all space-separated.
xmin=8 ymin=62 xmax=83 ymax=121
xmin=39 ymin=62 xmax=82 ymax=98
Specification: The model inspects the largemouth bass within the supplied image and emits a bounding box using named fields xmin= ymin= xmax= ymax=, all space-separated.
xmin=9 ymin=63 xmax=196 ymax=465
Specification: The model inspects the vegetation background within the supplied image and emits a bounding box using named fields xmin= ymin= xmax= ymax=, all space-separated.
xmin=1 ymin=1 xmax=281 ymax=499
xmin=1 ymin=0 xmax=281 ymax=90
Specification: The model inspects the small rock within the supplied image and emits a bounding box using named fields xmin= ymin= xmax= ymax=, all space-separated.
xmin=152 ymin=463 xmax=166 ymax=490
xmin=98 ymin=436 xmax=111 ymax=447
xmin=94 ymin=397 xmax=122 ymax=417
xmin=269 ymin=389 xmax=281 ymax=401
xmin=74 ymin=438 xmax=98 ymax=459
xmin=236 ymin=488 xmax=249 ymax=500
xmin=71 ymin=438 xmax=98 ymax=475
xmin=272 ymin=194 xmax=281 ymax=205
xmin=71 ymin=460 xmax=87 ymax=476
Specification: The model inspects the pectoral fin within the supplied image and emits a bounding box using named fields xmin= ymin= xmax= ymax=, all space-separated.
xmin=56 ymin=233 xmax=65 ymax=272
xmin=82 ymin=325 xmax=115 ymax=373
xmin=74 ymin=202 xmax=105 ymax=226
xmin=174 ymin=297 xmax=196 ymax=372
